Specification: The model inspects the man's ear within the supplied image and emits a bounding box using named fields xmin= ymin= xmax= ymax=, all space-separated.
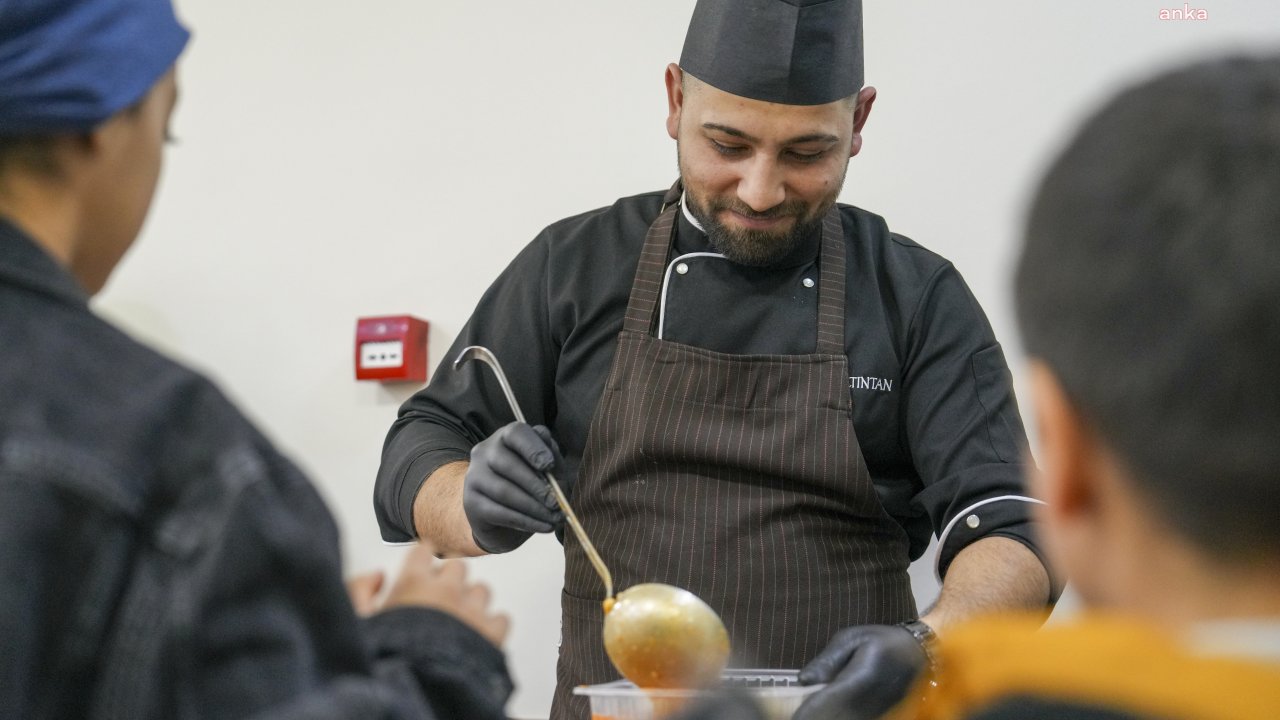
xmin=1028 ymin=361 xmax=1097 ymax=521
xmin=665 ymin=63 xmax=684 ymax=141
xmin=849 ymin=86 xmax=877 ymax=158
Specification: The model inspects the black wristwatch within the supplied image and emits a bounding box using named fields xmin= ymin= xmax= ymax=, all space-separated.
xmin=898 ymin=618 xmax=940 ymax=683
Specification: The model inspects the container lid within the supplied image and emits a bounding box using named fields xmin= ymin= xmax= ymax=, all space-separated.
xmin=574 ymin=669 xmax=825 ymax=699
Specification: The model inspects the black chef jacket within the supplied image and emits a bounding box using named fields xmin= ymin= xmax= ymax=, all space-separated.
xmin=375 ymin=188 xmax=1047 ymax=580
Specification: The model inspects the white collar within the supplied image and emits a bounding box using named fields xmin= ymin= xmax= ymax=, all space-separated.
xmin=680 ymin=192 xmax=705 ymax=233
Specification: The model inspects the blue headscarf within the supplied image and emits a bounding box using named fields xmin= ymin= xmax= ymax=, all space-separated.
xmin=0 ymin=0 xmax=189 ymax=134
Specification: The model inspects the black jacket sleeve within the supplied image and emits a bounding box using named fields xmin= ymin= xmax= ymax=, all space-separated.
xmin=364 ymin=608 xmax=513 ymax=720
xmin=898 ymin=262 xmax=1058 ymax=595
xmin=0 ymin=432 xmax=514 ymax=720
xmin=192 ymin=432 xmax=514 ymax=720
xmin=374 ymin=233 xmax=559 ymax=542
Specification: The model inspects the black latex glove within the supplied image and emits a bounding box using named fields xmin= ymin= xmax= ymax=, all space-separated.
xmin=793 ymin=624 xmax=929 ymax=720
xmin=463 ymin=422 xmax=567 ymax=553
xmin=668 ymin=690 xmax=768 ymax=720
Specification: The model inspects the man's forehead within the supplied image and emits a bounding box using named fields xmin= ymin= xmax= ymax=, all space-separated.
xmin=686 ymin=77 xmax=854 ymax=141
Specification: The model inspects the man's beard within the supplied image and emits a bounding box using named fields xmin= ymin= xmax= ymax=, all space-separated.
xmin=685 ymin=193 xmax=829 ymax=267
xmin=678 ymin=140 xmax=846 ymax=267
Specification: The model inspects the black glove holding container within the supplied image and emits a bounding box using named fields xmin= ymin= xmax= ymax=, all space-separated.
xmin=794 ymin=623 xmax=933 ymax=720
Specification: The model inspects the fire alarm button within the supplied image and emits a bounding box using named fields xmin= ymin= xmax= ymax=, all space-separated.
xmin=355 ymin=315 xmax=429 ymax=382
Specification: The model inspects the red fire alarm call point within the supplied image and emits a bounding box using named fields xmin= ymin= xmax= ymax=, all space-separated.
xmin=355 ymin=315 xmax=429 ymax=382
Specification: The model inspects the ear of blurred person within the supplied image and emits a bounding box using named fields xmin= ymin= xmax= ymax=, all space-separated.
xmin=1028 ymin=358 xmax=1280 ymax=627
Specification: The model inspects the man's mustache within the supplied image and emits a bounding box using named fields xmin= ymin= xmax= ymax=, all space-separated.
xmin=708 ymin=198 xmax=807 ymax=221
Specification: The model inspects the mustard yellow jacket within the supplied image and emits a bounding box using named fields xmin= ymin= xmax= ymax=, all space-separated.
xmin=888 ymin=613 xmax=1280 ymax=720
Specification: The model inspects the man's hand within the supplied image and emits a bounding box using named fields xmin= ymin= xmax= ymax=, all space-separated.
xmin=351 ymin=542 xmax=511 ymax=648
xmin=463 ymin=422 xmax=566 ymax=553
xmin=794 ymin=625 xmax=928 ymax=720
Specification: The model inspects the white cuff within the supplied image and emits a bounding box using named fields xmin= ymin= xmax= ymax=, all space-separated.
xmin=934 ymin=495 xmax=1045 ymax=583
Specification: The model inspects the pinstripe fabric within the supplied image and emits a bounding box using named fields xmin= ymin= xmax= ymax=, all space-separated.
xmin=551 ymin=203 xmax=916 ymax=720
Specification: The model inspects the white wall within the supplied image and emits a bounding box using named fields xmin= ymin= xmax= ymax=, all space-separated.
xmin=96 ymin=2 xmax=1280 ymax=717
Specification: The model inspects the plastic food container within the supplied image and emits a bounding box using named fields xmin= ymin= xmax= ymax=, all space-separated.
xmin=574 ymin=669 xmax=824 ymax=720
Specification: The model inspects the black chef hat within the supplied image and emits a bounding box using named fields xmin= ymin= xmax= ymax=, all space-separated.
xmin=679 ymin=0 xmax=864 ymax=106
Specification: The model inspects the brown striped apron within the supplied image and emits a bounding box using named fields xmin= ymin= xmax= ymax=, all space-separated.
xmin=550 ymin=186 xmax=916 ymax=719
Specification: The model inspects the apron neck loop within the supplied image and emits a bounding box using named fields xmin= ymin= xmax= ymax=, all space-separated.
xmin=621 ymin=203 xmax=679 ymax=335
xmin=660 ymin=178 xmax=684 ymax=212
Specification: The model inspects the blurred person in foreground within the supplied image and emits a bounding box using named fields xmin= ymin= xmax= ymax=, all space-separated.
xmin=0 ymin=0 xmax=512 ymax=717
xmin=681 ymin=52 xmax=1280 ymax=720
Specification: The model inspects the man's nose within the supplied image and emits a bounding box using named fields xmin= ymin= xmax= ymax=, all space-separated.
xmin=736 ymin=157 xmax=785 ymax=213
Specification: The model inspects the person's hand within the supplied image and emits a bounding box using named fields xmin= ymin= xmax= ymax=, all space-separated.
xmin=463 ymin=422 xmax=567 ymax=553
xmin=794 ymin=624 xmax=929 ymax=720
xmin=345 ymin=569 xmax=386 ymax=616
xmin=377 ymin=542 xmax=511 ymax=648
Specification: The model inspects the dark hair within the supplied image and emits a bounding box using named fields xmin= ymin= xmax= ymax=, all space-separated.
xmin=1016 ymin=55 xmax=1280 ymax=562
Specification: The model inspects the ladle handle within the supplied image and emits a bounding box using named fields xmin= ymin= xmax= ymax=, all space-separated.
xmin=543 ymin=470 xmax=613 ymax=600
xmin=456 ymin=347 xmax=614 ymax=599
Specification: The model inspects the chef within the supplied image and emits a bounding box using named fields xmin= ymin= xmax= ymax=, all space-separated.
xmin=374 ymin=1 xmax=1057 ymax=718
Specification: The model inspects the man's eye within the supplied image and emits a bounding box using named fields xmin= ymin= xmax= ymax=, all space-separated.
xmin=710 ymin=140 xmax=746 ymax=156
xmin=787 ymin=150 xmax=825 ymax=163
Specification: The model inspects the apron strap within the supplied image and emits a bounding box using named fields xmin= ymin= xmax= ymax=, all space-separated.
xmin=660 ymin=178 xmax=684 ymax=209
xmin=815 ymin=207 xmax=847 ymax=355
xmin=621 ymin=202 xmax=679 ymax=334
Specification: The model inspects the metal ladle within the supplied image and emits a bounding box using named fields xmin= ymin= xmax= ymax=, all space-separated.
xmin=454 ymin=346 xmax=730 ymax=688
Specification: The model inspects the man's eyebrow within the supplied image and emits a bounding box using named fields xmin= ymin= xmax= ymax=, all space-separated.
xmin=701 ymin=123 xmax=838 ymax=146
xmin=703 ymin=123 xmax=758 ymax=143
xmin=783 ymin=132 xmax=840 ymax=145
